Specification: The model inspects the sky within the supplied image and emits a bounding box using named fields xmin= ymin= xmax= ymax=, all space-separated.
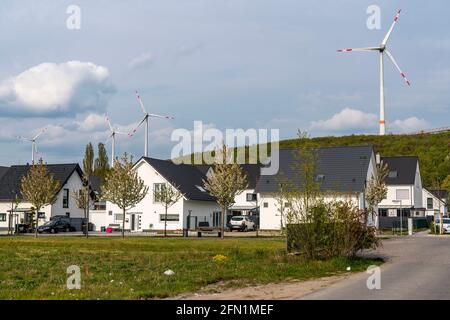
xmin=0 ymin=0 xmax=449 ymax=165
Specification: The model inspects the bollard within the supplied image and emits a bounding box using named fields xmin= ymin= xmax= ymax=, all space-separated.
xmin=408 ymin=218 xmax=413 ymax=235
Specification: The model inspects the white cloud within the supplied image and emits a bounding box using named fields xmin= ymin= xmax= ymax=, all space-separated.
xmin=309 ymin=108 xmax=430 ymax=135
xmin=129 ymin=52 xmax=155 ymax=70
xmin=76 ymin=113 xmax=107 ymax=132
xmin=390 ymin=117 xmax=429 ymax=133
xmin=0 ymin=61 xmax=114 ymax=116
xmin=309 ymin=108 xmax=377 ymax=132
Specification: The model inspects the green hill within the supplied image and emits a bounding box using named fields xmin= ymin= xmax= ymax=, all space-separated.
xmin=278 ymin=132 xmax=450 ymax=188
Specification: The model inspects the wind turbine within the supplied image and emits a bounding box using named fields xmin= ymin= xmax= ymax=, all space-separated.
xmin=129 ymin=91 xmax=174 ymax=157
xmin=17 ymin=127 xmax=47 ymax=163
xmin=105 ymin=115 xmax=128 ymax=167
xmin=337 ymin=9 xmax=411 ymax=135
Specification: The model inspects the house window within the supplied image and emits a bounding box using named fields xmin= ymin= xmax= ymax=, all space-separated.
xmin=63 ymin=188 xmax=69 ymax=208
xmin=153 ymin=183 xmax=166 ymax=203
xmin=427 ymin=198 xmax=433 ymax=210
xmin=396 ymin=189 xmax=409 ymax=200
xmin=0 ymin=213 xmax=6 ymax=222
xmin=263 ymin=202 xmax=268 ymax=208
xmin=38 ymin=212 xmax=45 ymax=219
xmin=159 ymin=214 xmax=179 ymax=222
xmin=315 ymin=174 xmax=325 ymax=182
xmin=379 ymin=209 xmax=388 ymax=217
xmin=66 ymin=212 xmax=70 ymax=218
xmin=108 ymin=210 xmax=113 ymax=216
xmin=246 ymin=193 xmax=257 ymax=202
xmin=114 ymin=214 xmax=123 ymax=221
xmin=388 ymin=171 xmax=398 ymax=178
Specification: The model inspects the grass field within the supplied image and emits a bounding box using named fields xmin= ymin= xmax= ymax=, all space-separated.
xmin=0 ymin=236 xmax=382 ymax=299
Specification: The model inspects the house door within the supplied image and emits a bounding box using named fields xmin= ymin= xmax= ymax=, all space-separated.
xmin=130 ymin=214 xmax=142 ymax=232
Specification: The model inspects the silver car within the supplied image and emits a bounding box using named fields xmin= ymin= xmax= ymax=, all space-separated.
xmin=229 ymin=216 xmax=255 ymax=232
xmin=435 ymin=218 xmax=450 ymax=233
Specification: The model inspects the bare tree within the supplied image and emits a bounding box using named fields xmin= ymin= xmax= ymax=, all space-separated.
xmin=154 ymin=183 xmax=183 ymax=237
xmin=20 ymin=159 xmax=60 ymax=238
xmin=202 ymin=144 xmax=248 ymax=239
xmin=101 ymin=153 xmax=148 ymax=238
xmin=71 ymin=189 xmax=90 ymax=219
xmin=8 ymin=194 xmax=21 ymax=235
xmin=365 ymin=161 xmax=389 ymax=230
xmin=83 ymin=143 xmax=94 ymax=237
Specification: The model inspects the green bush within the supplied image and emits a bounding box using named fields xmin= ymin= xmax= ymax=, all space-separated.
xmin=287 ymin=201 xmax=380 ymax=259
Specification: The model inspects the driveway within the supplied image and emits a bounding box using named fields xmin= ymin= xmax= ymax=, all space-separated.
xmin=298 ymin=232 xmax=450 ymax=300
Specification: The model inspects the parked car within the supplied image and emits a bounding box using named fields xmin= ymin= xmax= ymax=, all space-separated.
xmin=229 ymin=216 xmax=255 ymax=232
xmin=435 ymin=219 xmax=450 ymax=233
xmin=37 ymin=220 xmax=73 ymax=234
xmin=16 ymin=223 xmax=33 ymax=233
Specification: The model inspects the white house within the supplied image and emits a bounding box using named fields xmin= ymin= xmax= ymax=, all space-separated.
xmin=0 ymin=164 xmax=86 ymax=232
xmin=95 ymin=157 xmax=220 ymax=232
xmin=423 ymin=188 xmax=448 ymax=218
xmin=255 ymin=145 xmax=378 ymax=230
xmin=377 ymin=156 xmax=425 ymax=224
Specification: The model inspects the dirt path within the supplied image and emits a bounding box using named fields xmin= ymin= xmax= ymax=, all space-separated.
xmin=170 ymin=274 xmax=353 ymax=300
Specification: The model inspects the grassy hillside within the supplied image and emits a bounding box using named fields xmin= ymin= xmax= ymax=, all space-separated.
xmin=279 ymin=132 xmax=450 ymax=188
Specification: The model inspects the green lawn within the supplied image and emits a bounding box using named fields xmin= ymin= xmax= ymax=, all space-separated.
xmin=0 ymin=236 xmax=382 ymax=299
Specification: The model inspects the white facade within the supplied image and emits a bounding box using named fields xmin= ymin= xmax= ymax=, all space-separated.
xmin=423 ymin=188 xmax=448 ymax=217
xmin=0 ymin=169 xmax=85 ymax=231
xmin=94 ymin=159 xmax=220 ymax=232
xmin=378 ymin=162 xmax=424 ymax=216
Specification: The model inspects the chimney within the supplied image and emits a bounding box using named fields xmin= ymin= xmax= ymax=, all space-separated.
xmin=376 ymin=153 xmax=381 ymax=165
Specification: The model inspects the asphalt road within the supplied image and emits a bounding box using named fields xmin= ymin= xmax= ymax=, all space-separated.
xmin=298 ymin=232 xmax=450 ymax=300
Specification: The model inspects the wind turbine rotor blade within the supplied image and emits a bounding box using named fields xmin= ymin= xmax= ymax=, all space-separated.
xmin=382 ymin=9 xmax=402 ymax=46
xmin=148 ymin=113 xmax=175 ymax=120
xmin=17 ymin=136 xmax=32 ymax=142
xmin=337 ymin=47 xmax=381 ymax=52
xmin=135 ymin=91 xmax=147 ymax=114
xmin=128 ymin=116 xmax=147 ymax=137
xmin=33 ymin=127 xmax=47 ymax=140
xmin=115 ymin=131 xmax=128 ymax=135
xmin=105 ymin=114 xmax=114 ymax=132
xmin=105 ymin=134 xmax=113 ymax=144
xmin=385 ymin=50 xmax=411 ymax=86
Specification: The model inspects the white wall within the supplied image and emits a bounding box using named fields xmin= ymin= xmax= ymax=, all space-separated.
xmin=259 ymin=192 xmax=361 ymax=230
xmin=423 ymin=188 xmax=448 ymax=217
xmin=51 ymin=171 xmax=86 ymax=218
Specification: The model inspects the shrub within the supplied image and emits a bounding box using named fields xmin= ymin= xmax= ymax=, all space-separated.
xmin=287 ymin=200 xmax=379 ymax=259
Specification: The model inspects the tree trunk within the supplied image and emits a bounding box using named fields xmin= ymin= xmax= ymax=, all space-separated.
xmin=122 ymin=208 xmax=125 ymax=238
xmin=221 ymin=205 xmax=226 ymax=239
xmin=34 ymin=209 xmax=38 ymax=238
xmin=85 ymin=185 xmax=90 ymax=238
xmin=164 ymin=205 xmax=168 ymax=237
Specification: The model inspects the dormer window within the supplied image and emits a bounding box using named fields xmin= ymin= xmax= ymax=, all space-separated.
xmin=388 ymin=171 xmax=398 ymax=178
xmin=196 ymin=185 xmax=207 ymax=193
xmin=315 ymin=174 xmax=325 ymax=183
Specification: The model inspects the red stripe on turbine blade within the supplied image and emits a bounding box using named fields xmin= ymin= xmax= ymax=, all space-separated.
xmin=401 ymin=73 xmax=405 ymax=78
xmin=406 ymin=81 xmax=411 ymax=86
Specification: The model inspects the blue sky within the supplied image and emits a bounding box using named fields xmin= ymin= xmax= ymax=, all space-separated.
xmin=0 ymin=0 xmax=448 ymax=164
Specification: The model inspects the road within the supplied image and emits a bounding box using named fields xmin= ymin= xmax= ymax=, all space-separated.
xmin=298 ymin=232 xmax=450 ymax=300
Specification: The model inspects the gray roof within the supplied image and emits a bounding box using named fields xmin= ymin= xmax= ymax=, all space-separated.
xmin=194 ymin=163 xmax=262 ymax=189
xmin=142 ymin=157 xmax=216 ymax=201
xmin=256 ymin=145 xmax=374 ymax=194
xmin=381 ymin=156 xmax=418 ymax=185
xmin=0 ymin=163 xmax=83 ymax=201
xmin=0 ymin=166 xmax=9 ymax=180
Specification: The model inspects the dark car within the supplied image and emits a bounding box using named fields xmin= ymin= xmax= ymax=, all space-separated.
xmin=37 ymin=220 xmax=73 ymax=233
